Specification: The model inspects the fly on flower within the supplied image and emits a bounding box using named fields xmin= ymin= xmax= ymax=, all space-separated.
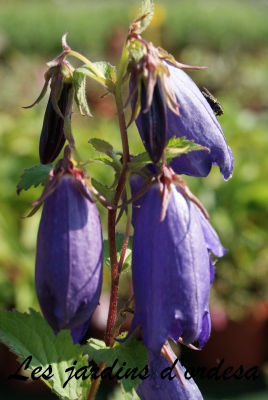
xmin=202 ymin=87 xmax=224 ymax=116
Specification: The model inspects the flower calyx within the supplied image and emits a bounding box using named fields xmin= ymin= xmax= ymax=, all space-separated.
xmin=33 ymin=146 xmax=93 ymax=208
xmin=23 ymin=60 xmax=73 ymax=119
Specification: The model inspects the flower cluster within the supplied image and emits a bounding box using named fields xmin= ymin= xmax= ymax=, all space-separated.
xmin=26 ymin=11 xmax=233 ymax=400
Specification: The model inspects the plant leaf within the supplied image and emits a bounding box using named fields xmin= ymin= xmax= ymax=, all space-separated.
xmin=128 ymin=152 xmax=151 ymax=171
xmin=16 ymin=164 xmax=54 ymax=195
xmin=165 ymin=136 xmax=209 ymax=162
xmin=0 ymin=309 xmax=89 ymax=400
xmin=75 ymin=63 xmax=116 ymax=92
xmin=73 ymin=71 xmax=91 ymax=116
xmin=130 ymin=0 xmax=155 ymax=35
xmin=88 ymin=155 xmax=120 ymax=171
xmin=84 ymin=337 xmax=148 ymax=393
xmin=91 ymin=178 xmax=115 ymax=204
xmin=89 ymin=138 xmax=115 ymax=158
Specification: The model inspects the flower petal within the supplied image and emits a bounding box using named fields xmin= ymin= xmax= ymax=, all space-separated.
xmin=136 ymin=349 xmax=204 ymax=400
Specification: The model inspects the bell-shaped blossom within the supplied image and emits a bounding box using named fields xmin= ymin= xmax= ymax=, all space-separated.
xmin=128 ymin=180 xmax=225 ymax=353
xmin=133 ymin=63 xmax=233 ymax=180
xmin=136 ymin=349 xmax=203 ymax=400
xmin=35 ymin=173 xmax=103 ymax=343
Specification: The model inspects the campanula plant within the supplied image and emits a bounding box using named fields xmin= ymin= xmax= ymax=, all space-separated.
xmin=1 ymin=1 xmax=234 ymax=400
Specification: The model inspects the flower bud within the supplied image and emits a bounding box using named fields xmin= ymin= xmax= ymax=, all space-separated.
xmin=139 ymin=78 xmax=167 ymax=164
xmin=39 ymin=82 xmax=72 ymax=164
xmin=35 ymin=173 xmax=103 ymax=340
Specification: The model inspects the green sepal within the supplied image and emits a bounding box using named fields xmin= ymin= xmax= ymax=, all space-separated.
xmin=84 ymin=336 xmax=148 ymax=393
xmin=103 ymin=233 xmax=133 ymax=273
xmin=129 ymin=0 xmax=155 ymax=35
xmin=0 ymin=309 xmax=89 ymax=400
xmin=75 ymin=62 xmax=116 ymax=92
xmin=16 ymin=164 xmax=54 ymax=195
xmin=73 ymin=71 xmax=91 ymax=116
xmin=91 ymin=178 xmax=115 ymax=204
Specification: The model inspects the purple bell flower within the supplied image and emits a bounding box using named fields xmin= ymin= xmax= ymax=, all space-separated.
xmin=133 ymin=63 xmax=233 ymax=179
xmin=136 ymin=349 xmax=204 ymax=400
xmin=129 ymin=179 xmax=225 ymax=353
xmin=35 ymin=173 xmax=103 ymax=343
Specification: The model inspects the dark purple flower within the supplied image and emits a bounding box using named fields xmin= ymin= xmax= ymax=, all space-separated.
xmin=35 ymin=173 xmax=103 ymax=342
xmin=139 ymin=78 xmax=167 ymax=164
xmin=128 ymin=180 xmax=225 ymax=353
xmin=134 ymin=63 xmax=233 ymax=179
xmin=39 ymin=83 xmax=72 ymax=165
xmin=136 ymin=349 xmax=203 ymax=400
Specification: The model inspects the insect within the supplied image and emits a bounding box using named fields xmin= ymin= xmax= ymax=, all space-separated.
xmin=202 ymin=87 xmax=224 ymax=116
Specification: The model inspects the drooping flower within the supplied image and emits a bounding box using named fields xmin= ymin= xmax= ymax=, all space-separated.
xmin=129 ymin=41 xmax=233 ymax=179
xmin=35 ymin=165 xmax=103 ymax=343
xmin=128 ymin=176 xmax=225 ymax=353
xmin=164 ymin=62 xmax=233 ymax=179
xmin=136 ymin=348 xmax=204 ymax=400
xmin=23 ymin=59 xmax=74 ymax=165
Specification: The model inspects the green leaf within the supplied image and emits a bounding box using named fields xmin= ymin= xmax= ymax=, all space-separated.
xmin=88 ymin=155 xmax=120 ymax=171
xmin=93 ymin=61 xmax=117 ymax=83
xmin=128 ymin=152 xmax=151 ymax=171
xmin=73 ymin=71 xmax=91 ymax=116
xmin=165 ymin=136 xmax=208 ymax=162
xmin=91 ymin=178 xmax=115 ymax=204
xmin=0 ymin=309 xmax=89 ymax=400
xmin=103 ymin=233 xmax=133 ymax=272
xmin=89 ymin=138 xmax=115 ymax=159
xmin=84 ymin=337 xmax=148 ymax=393
xmin=16 ymin=164 xmax=54 ymax=195
xmin=75 ymin=62 xmax=116 ymax=92
xmin=130 ymin=0 xmax=154 ymax=34
xmin=109 ymin=385 xmax=141 ymax=400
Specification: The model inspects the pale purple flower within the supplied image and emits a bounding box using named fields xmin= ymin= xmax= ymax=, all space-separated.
xmin=35 ymin=174 xmax=103 ymax=343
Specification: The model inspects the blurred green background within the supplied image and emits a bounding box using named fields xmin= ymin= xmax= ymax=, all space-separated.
xmin=0 ymin=0 xmax=268 ymax=399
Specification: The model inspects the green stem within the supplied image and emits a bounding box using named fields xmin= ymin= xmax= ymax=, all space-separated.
xmin=66 ymin=50 xmax=101 ymax=76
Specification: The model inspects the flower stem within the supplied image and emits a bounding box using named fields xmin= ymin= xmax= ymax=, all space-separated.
xmin=105 ymin=41 xmax=130 ymax=347
xmin=66 ymin=50 xmax=101 ymax=76
xmin=86 ymin=362 xmax=106 ymax=400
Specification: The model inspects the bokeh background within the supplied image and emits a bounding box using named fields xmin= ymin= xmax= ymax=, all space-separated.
xmin=0 ymin=0 xmax=268 ymax=399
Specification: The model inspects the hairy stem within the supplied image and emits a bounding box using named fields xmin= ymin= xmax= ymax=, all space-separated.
xmin=105 ymin=41 xmax=130 ymax=347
